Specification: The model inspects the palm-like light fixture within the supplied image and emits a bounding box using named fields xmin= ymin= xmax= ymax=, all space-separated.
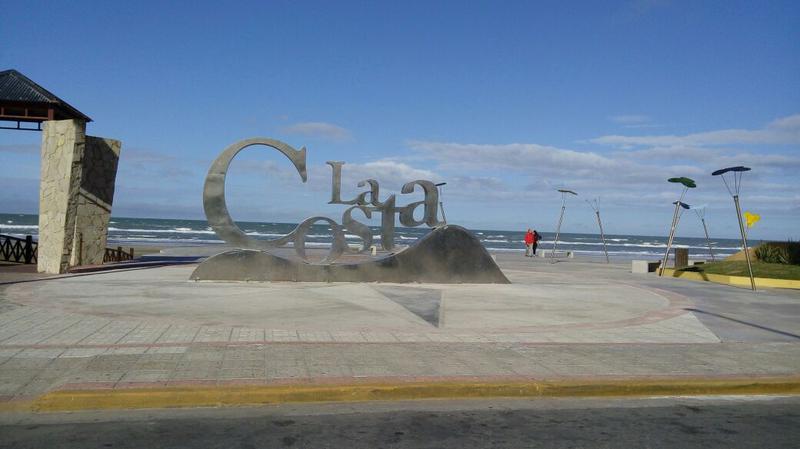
xmin=690 ymin=204 xmax=715 ymax=262
xmin=712 ymin=166 xmax=755 ymax=290
xmin=659 ymin=177 xmax=696 ymax=276
xmin=551 ymin=189 xmax=578 ymax=262
xmin=585 ymin=198 xmax=610 ymax=263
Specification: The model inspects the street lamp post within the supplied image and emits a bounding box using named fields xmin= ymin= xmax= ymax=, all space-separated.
xmin=659 ymin=177 xmax=696 ymax=276
xmin=712 ymin=166 xmax=756 ymax=291
xmin=551 ymin=189 xmax=577 ymax=263
xmin=691 ymin=205 xmax=716 ymax=262
xmin=586 ymin=198 xmax=610 ymax=263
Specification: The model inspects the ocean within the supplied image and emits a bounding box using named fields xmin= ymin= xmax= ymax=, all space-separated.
xmin=0 ymin=213 xmax=747 ymax=261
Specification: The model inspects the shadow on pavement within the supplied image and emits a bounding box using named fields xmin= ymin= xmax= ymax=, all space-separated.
xmin=687 ymin=307 xmax=800 ymax=340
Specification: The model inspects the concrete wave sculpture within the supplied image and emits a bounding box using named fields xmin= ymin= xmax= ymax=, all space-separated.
xmin=190 ymin=224 xmax=510 ymax=283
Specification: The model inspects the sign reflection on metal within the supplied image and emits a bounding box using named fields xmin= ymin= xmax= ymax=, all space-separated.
xmin=202 ymin=138 xmax=443 ymax=264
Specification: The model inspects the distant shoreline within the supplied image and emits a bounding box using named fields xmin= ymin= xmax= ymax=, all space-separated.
xmin=0 ymin=212 xmax=780 ymax=242
xmin=2 ymin=212 xmax=747 ymax=261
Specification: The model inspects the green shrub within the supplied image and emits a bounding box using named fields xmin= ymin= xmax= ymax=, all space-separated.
xmin=755 ymin=241 xmax=800 ymax=265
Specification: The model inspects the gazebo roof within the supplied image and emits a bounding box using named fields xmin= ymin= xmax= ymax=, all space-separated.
xmin=0 ymin=69 xmax=92 ymax=125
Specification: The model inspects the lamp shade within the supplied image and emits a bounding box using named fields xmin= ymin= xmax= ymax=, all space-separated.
xmin=667 ymin=177 xmax=697 ymax=188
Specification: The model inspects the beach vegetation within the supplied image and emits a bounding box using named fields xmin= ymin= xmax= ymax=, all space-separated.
xmin=680 ymin=260 xmax=800 ymax=280
xmin=754 ymin=241 xmax=800 ymax=265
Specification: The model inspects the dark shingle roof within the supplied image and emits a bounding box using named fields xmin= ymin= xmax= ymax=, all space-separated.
xmin=0 ymin=69 xmax=91 ymax=121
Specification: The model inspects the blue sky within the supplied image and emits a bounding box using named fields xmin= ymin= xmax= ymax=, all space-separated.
xmin=1 ymin=0 xmax=798 ymax=239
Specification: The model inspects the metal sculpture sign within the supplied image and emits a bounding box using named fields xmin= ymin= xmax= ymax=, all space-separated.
xmin=203 ymin=138 xmax=443 ymax=264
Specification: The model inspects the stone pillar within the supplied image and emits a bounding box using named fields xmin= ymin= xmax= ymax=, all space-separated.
xmin=69 ymin=137 xmax=122 ymax=267
xmin=37 ymin=120 xmax=122 ymax=273
xmin=38 ymin=120 xmax=86 ymax=274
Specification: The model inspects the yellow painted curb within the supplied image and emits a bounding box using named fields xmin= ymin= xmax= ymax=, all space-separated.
xmin=663 ymin=268 xmax=800 ymax=289
xmin=25 ymin=377 xmax=800 ymax=412
xmin=0 ymin=399 xmax=36 ymax=413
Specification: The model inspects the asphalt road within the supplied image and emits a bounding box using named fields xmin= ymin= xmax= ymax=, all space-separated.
xmin=2 ymin=396 xmax=799 ymax=448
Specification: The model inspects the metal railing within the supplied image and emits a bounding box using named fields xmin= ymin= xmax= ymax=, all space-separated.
xmin=103 ymin=246 xmax=135 ymax=263
xmin=0 ymin=234 xmax=37 ymax=264
xmin=2 ymin=233 xmax=134 ymax=265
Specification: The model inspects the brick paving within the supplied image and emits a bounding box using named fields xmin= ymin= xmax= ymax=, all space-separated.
xmin=0 ymin=254 xmax=798 ymax=403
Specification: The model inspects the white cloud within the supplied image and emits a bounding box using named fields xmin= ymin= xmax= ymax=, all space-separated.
xmin=620 ymin=145 xmax=721 ymax=161
xmin=770 ymin=114 xmax=800 ymax=130
xmin=404 ymin=140 xmax=711 ymax=205
xmin=408 ymin=141 xmax=619 ymax=175
xmin=281 ymin=121 xmax=352 ymax=142
xmin=450 ymin=176 xmax=506 ymax=191
xmin=712 ymin=152 xmax=800 ymax=170
xmin=608 ymin=114 xmax=664 ymax=129
xmin=403 ymin=113 xmax=800 ymax=215
xmin=309 ymin=160 xmax=439 ymax=193
xmin=591 ymin=114 xmax=800 ymax=147
xmin=591 ymin=114 xmax=800 ymax=174
xmin=344 ymin=160 xmax=437 ymax=184
xmin=615 ymin=146 xmax=800 ymax=171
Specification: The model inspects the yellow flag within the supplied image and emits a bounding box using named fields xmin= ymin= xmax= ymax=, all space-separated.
xmin=744 ymin=211 xmax=760 ymax=228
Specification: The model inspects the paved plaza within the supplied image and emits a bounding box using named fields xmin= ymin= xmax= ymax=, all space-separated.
xmin=1 ymin=253 xmax=799 ymax=409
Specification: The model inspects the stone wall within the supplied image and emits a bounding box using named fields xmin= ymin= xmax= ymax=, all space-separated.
xmin=37 ymin=120 xmax=122 ymax=274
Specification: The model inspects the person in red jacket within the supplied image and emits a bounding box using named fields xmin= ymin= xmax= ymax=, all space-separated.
xmin=524 ymin=228 xmax=534 ymax=257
